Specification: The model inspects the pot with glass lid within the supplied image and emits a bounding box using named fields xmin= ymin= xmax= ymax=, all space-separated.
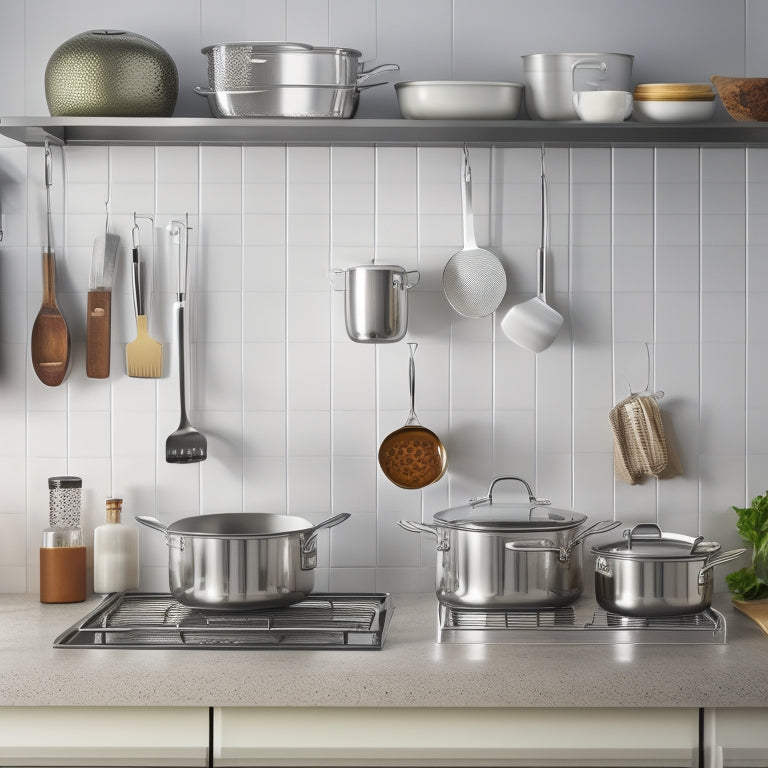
xmin=398 ymin=476 xmax=620 ymax=609
xmin=592 ymin=523 xmax=746 ymax=617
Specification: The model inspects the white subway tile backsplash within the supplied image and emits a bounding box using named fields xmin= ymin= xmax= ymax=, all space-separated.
xmin=243 ymin=456 xmax=287 ymax=513
xmin=3 ymin=4 xmax=768 ymax=593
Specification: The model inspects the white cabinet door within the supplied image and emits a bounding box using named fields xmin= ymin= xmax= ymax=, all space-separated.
xmin=0 ymin=706 xmax=209 ymax=767
xmin=704 ymin=708 xmax=768 ymax=768
xmin=213 ymin=706 xmax=699 ymax=767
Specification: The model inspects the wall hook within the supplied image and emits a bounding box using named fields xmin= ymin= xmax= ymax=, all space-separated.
xmin=628 ymin=341 xmax=664 ymax=400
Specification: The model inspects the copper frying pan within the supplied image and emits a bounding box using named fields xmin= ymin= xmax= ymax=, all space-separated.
xmin=378 ymin=342 xmax=448 ymax=489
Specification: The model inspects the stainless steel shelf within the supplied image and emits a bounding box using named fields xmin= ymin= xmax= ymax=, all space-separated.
xmin=2 ymin=116 xmax=768 ymax=147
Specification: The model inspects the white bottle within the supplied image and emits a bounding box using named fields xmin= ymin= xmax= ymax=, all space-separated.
xmin=93 ymin=498 xmax=139 ymax=594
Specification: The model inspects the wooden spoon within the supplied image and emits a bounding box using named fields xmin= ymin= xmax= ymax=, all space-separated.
xmin=31 ymin=145 xmax=70 ymax=387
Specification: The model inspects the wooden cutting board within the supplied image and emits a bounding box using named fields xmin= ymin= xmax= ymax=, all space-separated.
xmin=733 ymin=599 xmax=768 ymax=635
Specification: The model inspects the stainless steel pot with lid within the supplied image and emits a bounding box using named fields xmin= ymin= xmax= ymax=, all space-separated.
xmin=202 ymin=41 xmax=399 ymax=89
xmin=591 ymin=523 xmax=746 ymax=617
xmin=398 ymin=476 xmax=620 ymax=609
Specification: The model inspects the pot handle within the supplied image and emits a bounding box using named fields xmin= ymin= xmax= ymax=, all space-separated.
xmin=134 ymin=515 xmax=184 ymax=550
xmin=304 ymin=512 xmax=351 ymax=541
xmin=506 ymin=540 xmax=569 ymax=562
xmin=697 ymin=548 xmax=747 ymax=584
xmin=570 ymin=520 xmax=622 ymax=547
xmin=135 ymin=516 xmax=169 ymax=534
xmin=397 ymin=520 xmax=450 ymax=551
xmin=357 ymin=81 xmax=389 ymax=93
xmin=570 ymin=58 xmax=608 ymax=90
xmin=299 ymin=513 xmax=351 ymax=570
xmin=470 ymin=476 xmax=551 ymax=507
xmin=393 ymin=270 xmax=421 ymax=290
xmin=356 ymin=63 xmax=400 ymax=85
xmin=327 ymin=268 xmax=345 ymax=291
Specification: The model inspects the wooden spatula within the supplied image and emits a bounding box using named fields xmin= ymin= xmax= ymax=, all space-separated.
xmin=31 ymin=144 xmax=70 ymax=387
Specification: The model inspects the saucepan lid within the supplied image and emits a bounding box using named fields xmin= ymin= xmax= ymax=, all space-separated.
xmin=432 ymin=476 xmax=587 ymax=532
xmin=591 ymin=523 xmax=721 ymax=560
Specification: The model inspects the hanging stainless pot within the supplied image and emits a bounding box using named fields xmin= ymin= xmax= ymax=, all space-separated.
xmin=202 ymin=41 xmax=399 ymax=90
xmin=591 ymin=523 xmax=746 ymax=617
xmin=330 ymin=264 xmax=420 ymax=343
xmin=398 ymin=476 xmax=620 ymax=609
xmin=136 ymin=512 xmax=350 ymax=610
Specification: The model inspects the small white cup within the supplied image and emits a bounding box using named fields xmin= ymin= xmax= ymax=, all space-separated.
xmin=572 ymin=90 xmax=633 ymax=122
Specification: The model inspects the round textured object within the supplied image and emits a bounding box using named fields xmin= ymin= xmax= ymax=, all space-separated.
xmin=45 ymin=30 xmax=178 ymax=117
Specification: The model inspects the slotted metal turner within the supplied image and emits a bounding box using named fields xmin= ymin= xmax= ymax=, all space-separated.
xmin=166 ymin=217 xmax=207 ymax=464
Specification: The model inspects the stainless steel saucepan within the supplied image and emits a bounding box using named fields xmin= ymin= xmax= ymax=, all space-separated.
xmin=195 ymin=82 xmax=385 ymax=119
xmin=330 ymin=263 xmax=420 ymax=343
xmin=137 ymin=512 xmax=350 ymax=610
xmin=398 ymin=476 xmax=619 ymax=609
xmin=202 ymin=42 xmax=399 ymax=90
xmin=592 ymin=523 xmax=746 ymax=617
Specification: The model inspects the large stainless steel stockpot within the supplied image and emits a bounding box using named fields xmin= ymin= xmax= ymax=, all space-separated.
xmin=522 ymin=52 xmax=633 ymax=120
xmin=591 ymin=523 xmax=746 ymax=617
xmin=136 ymin=512 xmax=349 ymax=610
xmin=330 ymin=264 xmax=420 ymax=343
xmin=398 ymin=476 xmax=620 ymax=609
xmin=202 ymin=41 xmax=399 ymax=90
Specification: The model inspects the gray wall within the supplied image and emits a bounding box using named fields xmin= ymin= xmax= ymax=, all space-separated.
xmin=0 ymin=0 xmax=764 ymax=119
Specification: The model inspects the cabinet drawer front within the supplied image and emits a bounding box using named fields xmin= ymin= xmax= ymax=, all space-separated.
xmin=0 ymin=706 xmax=209 ymax=767
xmin=214 ymin=706 xmax=699 ymax=767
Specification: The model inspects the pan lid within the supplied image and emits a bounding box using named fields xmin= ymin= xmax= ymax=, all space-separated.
xmin=590 ymin=523 xmax=721 ymax=559
xmin=432 ymin=476 xmax=586 ymax=532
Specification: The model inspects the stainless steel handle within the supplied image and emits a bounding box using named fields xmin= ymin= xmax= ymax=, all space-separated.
xmin=698 ymin=548 xmax=747 ymax=584
xmin=135 ymin=515 xmax=184 ymax=550
xmin=397 ymin=520 xmax=450 ymax=551
xmin=570 ymin=520 xmax=622 ymax=548
xmin=300 ymin=513 xmax=351 ymax=569
xmin=471 ymin=476 xmax=551 ymax=507
xmin=461 ymin=146 xmax=478 ymax=250
xmin=506 ymin=540 xmax=569 ymax=562
xmin=513 ymin=522 xmax=622 ymax=562
xmin=135 ymin=516 xmax=168 ymax=534
xmin=356 ymin=63 xmax=400 ymax=85
xmin=570 ymin=58 xmax=607 ymax=90
xmin=327 ymin=268 xmax=345 ymax=291
xmin=405 ymin=269 xmax=420 ymax=289
xmin=304 ymin=512 xmax=351 ymax=540
xmin=357 ymin=81 xmax=388 ymax=92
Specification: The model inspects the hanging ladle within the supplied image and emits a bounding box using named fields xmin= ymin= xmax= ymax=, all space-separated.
xmin=500 ymin=146 xmax=564 ymax=352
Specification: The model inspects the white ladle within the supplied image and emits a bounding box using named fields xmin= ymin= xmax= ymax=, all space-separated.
xmin=501 ymin=148 xmax=563 ymax=352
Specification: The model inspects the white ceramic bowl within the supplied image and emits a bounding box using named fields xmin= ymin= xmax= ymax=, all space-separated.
xmin=395 ymin=81 xmax=523 ymax=120
xmin=572 ymin=90 xmax=633 ymax=122
xmin=633 ymin=99 xmax=716 ymax=123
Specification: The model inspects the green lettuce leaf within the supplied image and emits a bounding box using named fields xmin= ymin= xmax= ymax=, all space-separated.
xmin=726 ymin=567 xmax=768 ymax=601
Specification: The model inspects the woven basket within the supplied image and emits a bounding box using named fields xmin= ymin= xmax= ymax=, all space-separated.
xmin=609 ymin=394 xmax=668 ymax=485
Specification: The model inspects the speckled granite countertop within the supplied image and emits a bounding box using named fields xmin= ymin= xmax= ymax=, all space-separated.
xmin=1 ymin=592 xmax=767 ymax=708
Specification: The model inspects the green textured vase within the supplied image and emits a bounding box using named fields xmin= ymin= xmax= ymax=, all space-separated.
xmin=45 ymin=30 xmax=179 ymax=117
